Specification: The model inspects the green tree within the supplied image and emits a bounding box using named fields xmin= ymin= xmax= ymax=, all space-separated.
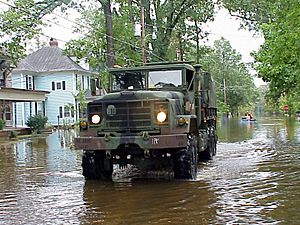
xmin=221 ymin=0 xmax=275 ymax=30
xmin=26 ymin=114 xmax=48 ymax=134
xmin=221 ymin=0 xmax=300 ymax=110
xmin=65 ymin=0 xmax=215 ymax=66
xmin=137 ymin=0 xmax=215 ymax=61
xmin=0 ymin=0 xmax=71 ymax=64
xmin=254 ymin=0 xmax=300 ymax=103
xmin=201 ymin=38 xmax=258 ymax=116
xmin=64 ymin=4 xmax=141 ymax=88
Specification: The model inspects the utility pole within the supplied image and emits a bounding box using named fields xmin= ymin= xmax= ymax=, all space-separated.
xmin=222 ymin=51 xmax=227 ymax=105
xmin=223 ymin=78 xmax=227 ymax=104
xmin=195 ymin=21 xmax=200 ymax=64
xmin=141 ymin=6 xmax=146 ymax=65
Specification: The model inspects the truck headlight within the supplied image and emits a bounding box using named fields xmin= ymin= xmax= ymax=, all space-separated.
xmin=157 ymin=111 xmax=167 ymax=123
xmin=91 ymin=114 xmax=101 ymax=124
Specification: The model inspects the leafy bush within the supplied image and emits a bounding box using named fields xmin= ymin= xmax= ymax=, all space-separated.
xmin=9 ymin=130 xmax=17 ymax=139
xmin=0 ymin=119 xmax=5 ymax=130
xmin=26 ymin=114 xmax=48 ymax=134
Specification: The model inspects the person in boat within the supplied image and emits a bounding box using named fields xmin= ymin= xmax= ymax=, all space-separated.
xmin=244 ymin=111 xmax=253 ymax=120
xmin=248 ymin=112 xmax=253 ymax=119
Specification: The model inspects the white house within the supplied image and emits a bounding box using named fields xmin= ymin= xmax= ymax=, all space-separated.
xmin=12 ymin=39 xmax=92 ymax=127
xmin=1 ymin=47 xmax=49 ymax=128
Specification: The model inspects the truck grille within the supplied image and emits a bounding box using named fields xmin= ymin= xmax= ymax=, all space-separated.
xmin=106 ymin=101 xmax=151 ymax=128
xmin=104 ymin=100 xmax=168 ymax=130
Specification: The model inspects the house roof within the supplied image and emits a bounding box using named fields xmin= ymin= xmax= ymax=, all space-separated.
xmin=0 ymin=87 xmax=49 ymax=102
xmin=15 ymin=46 xmax=90 ymax=73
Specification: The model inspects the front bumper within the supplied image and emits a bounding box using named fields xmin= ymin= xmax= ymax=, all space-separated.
xmin=74 ymin=134 xmax=187 ymax=150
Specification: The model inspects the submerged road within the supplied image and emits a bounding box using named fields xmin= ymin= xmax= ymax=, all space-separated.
xmin=0 ymin=117 xmax=299 ymax=224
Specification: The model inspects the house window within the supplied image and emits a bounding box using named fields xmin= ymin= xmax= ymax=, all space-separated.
xmin=59 ymin=105 xmax=74 ymax=118
xmin=71 ymin=106 xmax=74 ymax=117
xmin=26 ymin=75 xmax=34 ymax=90
xmin=75 ymin=74 xmax=78 ymax=90
xmin=29 ymin=102 xmax=32 ymax=116
xmin=64 ymin=105 xmax=70 ymax=117
xmin=87 ymin=77 xmax=90 ymax=89
xmin=52 ymin=81 xmax=66 ymax=91
xmin=0 ymin=79 xmax=4 ymax=87
xmin=82 ymin=75 xmax=85 ymax=89
xmin=28 ymin=76 xmax=33 ymax=90
xmin=35 ymin=102 xmax=38 ymax=115
xmin=5 ymin=112 xmax=11 ymax=120
xmin=5 ymin=105 xmax=11 ymax=121
xmin=0 ymin=69 xmax=4 ymax=80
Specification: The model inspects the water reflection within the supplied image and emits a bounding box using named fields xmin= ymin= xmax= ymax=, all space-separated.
xmin=218 ymin=116 xmax=256 ymax=142
xmin=0 ymin=117 xmax=300 ymax=224
xmin=218 ymin=116 xmax=300 ymax=144
xmin=0 ymin=131 xmax=84 ymax=225
xmin=81 ymin=180 xmax=216 ymax=225
xmin=214 ymin=116 xmax=300 ymax=224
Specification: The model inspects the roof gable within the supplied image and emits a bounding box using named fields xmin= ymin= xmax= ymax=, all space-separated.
xmin=15 ymin=46 xmax=89 ymax=73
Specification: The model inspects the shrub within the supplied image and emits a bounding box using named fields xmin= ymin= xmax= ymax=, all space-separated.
xmin=26 ymin=114 xmax=48 ymax=134
xmin=0 ymin=119 xmax=5 ymax=130
xmin=9 ymin=130 xmax=17 ymax=139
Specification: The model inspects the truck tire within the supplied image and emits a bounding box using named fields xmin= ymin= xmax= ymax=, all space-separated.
xmin=173 ymin=137 xmax=198 ymax=180
xmin=198 ymin=128 xmax=216 ymax=161
xmin=82 ymin=151 xmax=113 ymax=181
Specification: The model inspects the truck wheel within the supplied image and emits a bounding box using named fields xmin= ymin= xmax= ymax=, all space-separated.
xmin=199 ymin=129 xmax=216 ymax=161
xmin=173 ymin=139 xmax=198 ymax=180
xmin=212 ymin=136 xmax=217 ymax=156
xmin=82 ymin=151 xmax=113 ymax=181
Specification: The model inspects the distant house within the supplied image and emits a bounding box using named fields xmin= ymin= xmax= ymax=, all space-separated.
xmin=11 ymin=39 xmax=92 ymax=127
xmin=1 ymin=48 xmax=48 ymax=128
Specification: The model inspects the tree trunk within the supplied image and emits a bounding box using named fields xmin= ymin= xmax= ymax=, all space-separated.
xmin=100 ymin=0 xmax=115 ymax=68
xmin=177 ymin=32 xmax=183 ymax=61
xmin=141 ymin=0 xmax=153 ymax=61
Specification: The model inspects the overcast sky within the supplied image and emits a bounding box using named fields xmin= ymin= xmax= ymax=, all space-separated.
xmin=204 ymin=8 xmax=265 ymax=86
xmin=205 ymin=9 xmax=264 ymax=63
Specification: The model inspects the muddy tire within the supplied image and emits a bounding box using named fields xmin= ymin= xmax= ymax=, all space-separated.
xmin=82 ymin=151 xmax=113 ymax=181
xmin=173 ymin=138 xmax=198 ymax=180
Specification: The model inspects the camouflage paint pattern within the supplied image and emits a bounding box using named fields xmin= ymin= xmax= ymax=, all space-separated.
xmin=75 ymin=63 xmax=216 ymax=154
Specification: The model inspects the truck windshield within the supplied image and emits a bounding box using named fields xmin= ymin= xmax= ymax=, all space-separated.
xmin=148 ymin=70 xmax=182 ymax=88
xmin=111 ymin=71 xmax=145 ymax=91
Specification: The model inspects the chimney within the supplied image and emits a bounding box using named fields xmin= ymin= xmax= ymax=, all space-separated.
xmin=49 ymin=38 xmax=58 ymax=47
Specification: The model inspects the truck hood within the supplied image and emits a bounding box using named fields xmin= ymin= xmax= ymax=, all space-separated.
xmin=91 ymin=90 xmax=184 ymax=104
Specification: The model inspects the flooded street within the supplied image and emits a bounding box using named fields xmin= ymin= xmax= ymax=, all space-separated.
xmin=1 ymin=117 xmax=300 ymax=224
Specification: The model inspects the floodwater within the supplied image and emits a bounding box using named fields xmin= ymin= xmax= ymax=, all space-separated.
xmin=0 ymin=117 xmax=300 ymax=224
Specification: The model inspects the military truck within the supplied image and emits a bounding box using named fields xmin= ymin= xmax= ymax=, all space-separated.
xmin=74 ymin=63 xmax=217 ymax=180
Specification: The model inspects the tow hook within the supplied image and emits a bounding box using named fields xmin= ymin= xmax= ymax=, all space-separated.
xmin=144 ymin=149 xmax=150 ymax=158
xmin=142 ymin=131 xmax=150 ymax=141
xmin=104 ymin=133 xmax=111 ymax=142
xmin=106 ymin=151 xmax=112 ymax=159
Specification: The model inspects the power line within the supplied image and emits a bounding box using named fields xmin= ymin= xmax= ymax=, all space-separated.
xmin=0 ymin=0 xmax=166 ymax=62
xmin=50 ymin=11 xmax=167 ymax=62
xmin=0 ymin=1 xmax=144 ymax=65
